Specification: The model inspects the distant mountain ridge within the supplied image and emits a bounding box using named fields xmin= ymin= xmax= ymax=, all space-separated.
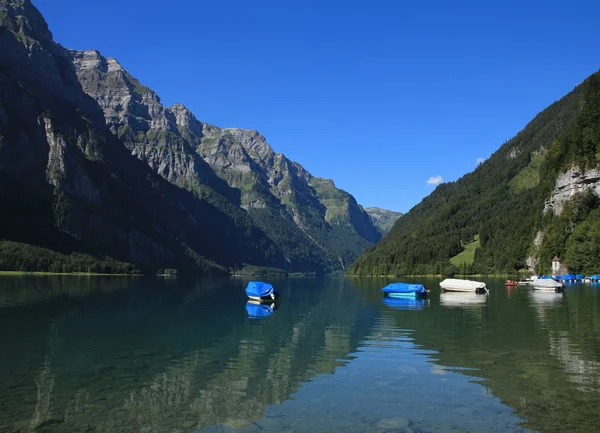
xmin=0 ymin=0 xmax=390 ymax=274
xmin=352 ymin=71 xmax=600 ymax=276
xmin=364 ymin=207 xmax=403 ymax=235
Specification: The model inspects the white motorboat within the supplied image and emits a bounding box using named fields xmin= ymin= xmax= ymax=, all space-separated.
xmin=530 ymin=278 xmax=563 ymax=291
xmin=439 ymin=278 xmax=487 ymax=293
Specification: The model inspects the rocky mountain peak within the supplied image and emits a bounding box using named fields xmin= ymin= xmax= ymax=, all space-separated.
xmin=0 ymin=0 xmax=53 ymax=45
xmin=219 ymin=128 xmax=274 ymax=163
xmin=69 ymin=50 xmax=105 ymax=70
xmin=170 ymin=103 xmax=205 ymax=139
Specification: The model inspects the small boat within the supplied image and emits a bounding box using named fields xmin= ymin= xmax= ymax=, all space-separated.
xmin=439 ymin=278 xmax=487 ymax=293
xmin=245 ymin=281 xmax=278 ymax=301
xmin=504 ymin=280 xmax=518 ymax=286
xmin=246 ymin=300 xmax=277 ymax=319
xmin=381 ymin=282 xmax=429 ymax=298
xmin=530 ymin=278 xmax=563 ymax=291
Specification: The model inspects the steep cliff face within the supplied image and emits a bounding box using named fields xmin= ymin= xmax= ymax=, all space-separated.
xmin=70 ymin=48 xmax=381 ymax=271
xmin=0 ymin=0 xmax=384 ymax=274
xmin=0 ymin=0 xmax=289 ymax=274
xmin=544 ymin=167 xmax=600 ymax=216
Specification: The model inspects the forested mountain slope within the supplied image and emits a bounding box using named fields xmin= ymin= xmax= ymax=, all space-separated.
xmin=351 ymin=71 xmax=600 ymax=276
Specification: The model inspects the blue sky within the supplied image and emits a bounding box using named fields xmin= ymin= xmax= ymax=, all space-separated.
xmin=35 ymin=0 xmax=600 ymax=213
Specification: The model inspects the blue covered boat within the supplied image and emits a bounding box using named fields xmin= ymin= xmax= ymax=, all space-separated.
xmin=245 ymin=281 xmax=278 ymax=301
xmin=382 ymin=297 xmax=425 ymax=311
xmin=381 ymin=282 xmax=428 ymax=298
xmin=246 ymin=300 xmax=277 ymax=319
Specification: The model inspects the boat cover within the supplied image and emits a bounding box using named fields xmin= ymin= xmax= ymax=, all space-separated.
xmin=439 ymin=278 xmax=487 ymax=291
xmin=245 ymin=281 xmax=274 ymax=298
xmin=530 ymin=278 xmax=562 ymax=289
xmin=246 ymin=302 xmax=275 ymax=319
xmin=382 ymin=297 xmax=425 ymax=311
xmin=381 ymin=283 xmax=427 ymax=295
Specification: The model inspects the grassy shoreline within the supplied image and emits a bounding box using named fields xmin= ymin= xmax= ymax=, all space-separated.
xmin=347 ymin=273 xmax=532 ymax=278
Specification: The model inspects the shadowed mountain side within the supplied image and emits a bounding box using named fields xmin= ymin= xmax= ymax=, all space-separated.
xmin=0 ymin=0 xmax=286 ymax=274
xmin=0 ymin=0 xmax=386 ymax=274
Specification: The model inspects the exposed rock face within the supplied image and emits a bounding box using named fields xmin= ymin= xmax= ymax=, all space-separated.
xmin=0 ymin=0 xmax=382 ymax=273
xmin=526 ymin=230 xmax=544 ymax=270
xmin=70 ymin=48 xmax=381 ymax=271
xmin=0 ymin=0 xmax=290 ymax=273
xmin=364 ymin=207 xmax=403 ymax=235
xmin=544 ymin=167 xmax=600 ymax=215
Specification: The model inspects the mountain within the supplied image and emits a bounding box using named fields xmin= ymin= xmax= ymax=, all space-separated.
xmin=351 ymin=71 xmax=600 ymax=276
xmin=68 ymin=48 xmax=381 ymax=272
xmin=0 ymin=0 xmax=380 ymax=275
xmin=364 ymin=207 xmax=403 ymax=235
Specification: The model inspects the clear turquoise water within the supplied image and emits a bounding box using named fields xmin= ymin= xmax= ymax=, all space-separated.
xmin=0 ymin=276 xmax=599 ymax=432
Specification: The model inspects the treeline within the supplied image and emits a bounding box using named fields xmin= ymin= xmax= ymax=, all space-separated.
xmin=0 ymin=241 xmax=140 ymax=274
xmin=350 ymin=71 xmax=599 ymax=276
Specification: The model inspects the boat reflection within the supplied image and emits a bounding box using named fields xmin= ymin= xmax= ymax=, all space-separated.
xmin=529 ymin=290 xmax=564 ymax=306
xmin=246 ymin=300 xmax=278 ymax=319
xmin=382 ymin=296 xmax=428 ymax=311
xmin=439 ymin=292 xmax=488 ymax=308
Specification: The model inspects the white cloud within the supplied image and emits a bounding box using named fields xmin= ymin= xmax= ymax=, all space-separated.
xmin=426 ymin=175 xmax=443 ymax=186
xmin=476 ymin=157 xmax=485 ymax=165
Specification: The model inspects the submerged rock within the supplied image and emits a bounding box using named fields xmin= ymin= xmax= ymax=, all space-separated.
xmin=375 ymin=417 xmax=411 ymax=430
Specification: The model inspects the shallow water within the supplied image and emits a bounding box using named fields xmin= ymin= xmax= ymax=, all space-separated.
xmin=0 ymin=276 xmax=599 ymax=432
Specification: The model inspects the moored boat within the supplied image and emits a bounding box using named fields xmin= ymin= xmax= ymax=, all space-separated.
xmin=530 ymin=278 xmax=563 ymax=291
xmin=381 ymin=282 xmax=429 ymax=298
xmin=505 ymin=280 xmax=518 ymax=286
xmin=245 ymin=281 xmax=278 ymax=301
xmin=439 ymin=278 xmax=487 ymax=293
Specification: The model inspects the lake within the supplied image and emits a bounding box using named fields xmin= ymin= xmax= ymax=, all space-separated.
xmin=0 ymin=276 xmax=599 ymax=433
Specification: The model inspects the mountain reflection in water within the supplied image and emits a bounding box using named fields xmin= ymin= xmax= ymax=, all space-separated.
xmin=0 ymin=276 xmax=598 ymax=432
